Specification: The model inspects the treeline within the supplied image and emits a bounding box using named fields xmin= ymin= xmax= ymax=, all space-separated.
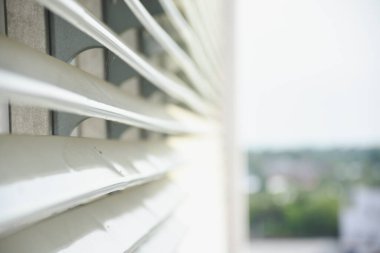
xmin=247 ymin=148 xmax=380 ymax=237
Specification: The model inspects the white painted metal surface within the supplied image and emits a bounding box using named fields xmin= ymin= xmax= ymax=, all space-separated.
xmin=37 ymin=0 xmax=211 ymax=115
xmin=0 ymin=135 xmax=182 ymax=238
xmin=0 ymin=37 xmax=203 ymax=134
xmin=159 ymin=0 xmax=221 ymax=90
xmin=134 ymin=218 xmax=186 ymax=253
xmin=0 ymin=0 xmax=231 ymax=252
xmin=0 ymin=179 xmax=184 ymax=253
xmin=123 ymin=0 xmax=217 ymax=101
xmin=178 ymin=0 xmax=223 ymax=80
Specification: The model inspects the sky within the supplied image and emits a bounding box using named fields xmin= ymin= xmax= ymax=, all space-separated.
xmin=235 ymin=0 xmax=380 ymax=150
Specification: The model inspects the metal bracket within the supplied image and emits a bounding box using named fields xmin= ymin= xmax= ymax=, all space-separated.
xmin=48 ymin=12 xmax=102 ymax=136
xmin=49 ymin=14 xmax=102 ymax=62
xmin=48 ymin=0 xmax=165 ymax=138
xmin=103 ymin=0 xmax=165 ymax=87
xmin=104 ymin=0 xmax=165 ymax=139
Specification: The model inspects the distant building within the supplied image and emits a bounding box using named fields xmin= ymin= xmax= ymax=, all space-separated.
xmin=340 ymin=187 xmax=380 ymax=253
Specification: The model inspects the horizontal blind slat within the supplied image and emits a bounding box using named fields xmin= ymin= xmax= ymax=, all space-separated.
xmin=0 ymin=135 xmax=183 ymax=238
xmin=37 ymin=0 xmax=211 ymax=115
xmin=123 ymin=0 xmax=218 ymax=101
xmin=134 ymin=218 xmax=186 ymax=253
xmin=159 ymin=0 xmax=222 ymax=91
xmin=178 ymin=0 xmax=224 ymax=80
xmin=0 ymin=179 xmax=184 ymax=253
xmin=0 ymin=37 xmax=205 ymax=134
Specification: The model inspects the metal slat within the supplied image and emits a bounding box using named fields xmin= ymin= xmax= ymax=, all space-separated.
xmin=123 ymin=0 xmax=217 ymax=101
xmin=178 ymin=0 xmax=223 ymax=80
xmin=0 ymin=179 xmax=184 ymax=253
xmin=0 ymin=135 xmax=182 ymax=238
xmin=134 ymin=218 xmax=186 ymax=253
xmin=159 ymin=0 xmax=221 ymax=91
xmin=0 ymin=0 xmax=226 ymax=252
xmin=0 ymin=36 xmax=204 ymax=135
xmin=36 ymin=0 xmax=211 ymax=115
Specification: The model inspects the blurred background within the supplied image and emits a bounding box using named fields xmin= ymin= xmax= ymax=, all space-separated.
xmin=234 ymin=0 xmax=380 ymax=252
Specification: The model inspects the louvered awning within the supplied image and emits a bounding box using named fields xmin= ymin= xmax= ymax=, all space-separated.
xmin=0 ymin=0 xmax=226 ymax=252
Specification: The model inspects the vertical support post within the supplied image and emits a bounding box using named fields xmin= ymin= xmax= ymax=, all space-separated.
xmin=222 ymin=0 xmax=249 ymax=252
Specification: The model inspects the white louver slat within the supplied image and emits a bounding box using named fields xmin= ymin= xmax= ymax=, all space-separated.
xmin=37 ymin=0 xmax=211 ymax=115
xmin=159 ymin=0 xmax=222 ymax=91
xmin=134 ymin=218 xmax=186 ymax=253
xmin=178 ymin=0 xmax=223 ymax=80
xmin=0 ymin=135 xmax=182 ymax=237
xmin=0 ymin=37 xmax=203 ymax=134
xmin=0 ymin=0 xmax=228 ymax=252
xmin=123 ymin=0 xmax=218 ymax=101
xmin=0 ymin=179 xmax=184 ymax=253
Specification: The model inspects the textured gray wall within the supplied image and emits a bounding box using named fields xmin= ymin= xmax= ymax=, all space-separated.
xmin=0 ymin=0 xmax=9 ymax=134
xmin=6 ymin=0 xmax=51 ymax=135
